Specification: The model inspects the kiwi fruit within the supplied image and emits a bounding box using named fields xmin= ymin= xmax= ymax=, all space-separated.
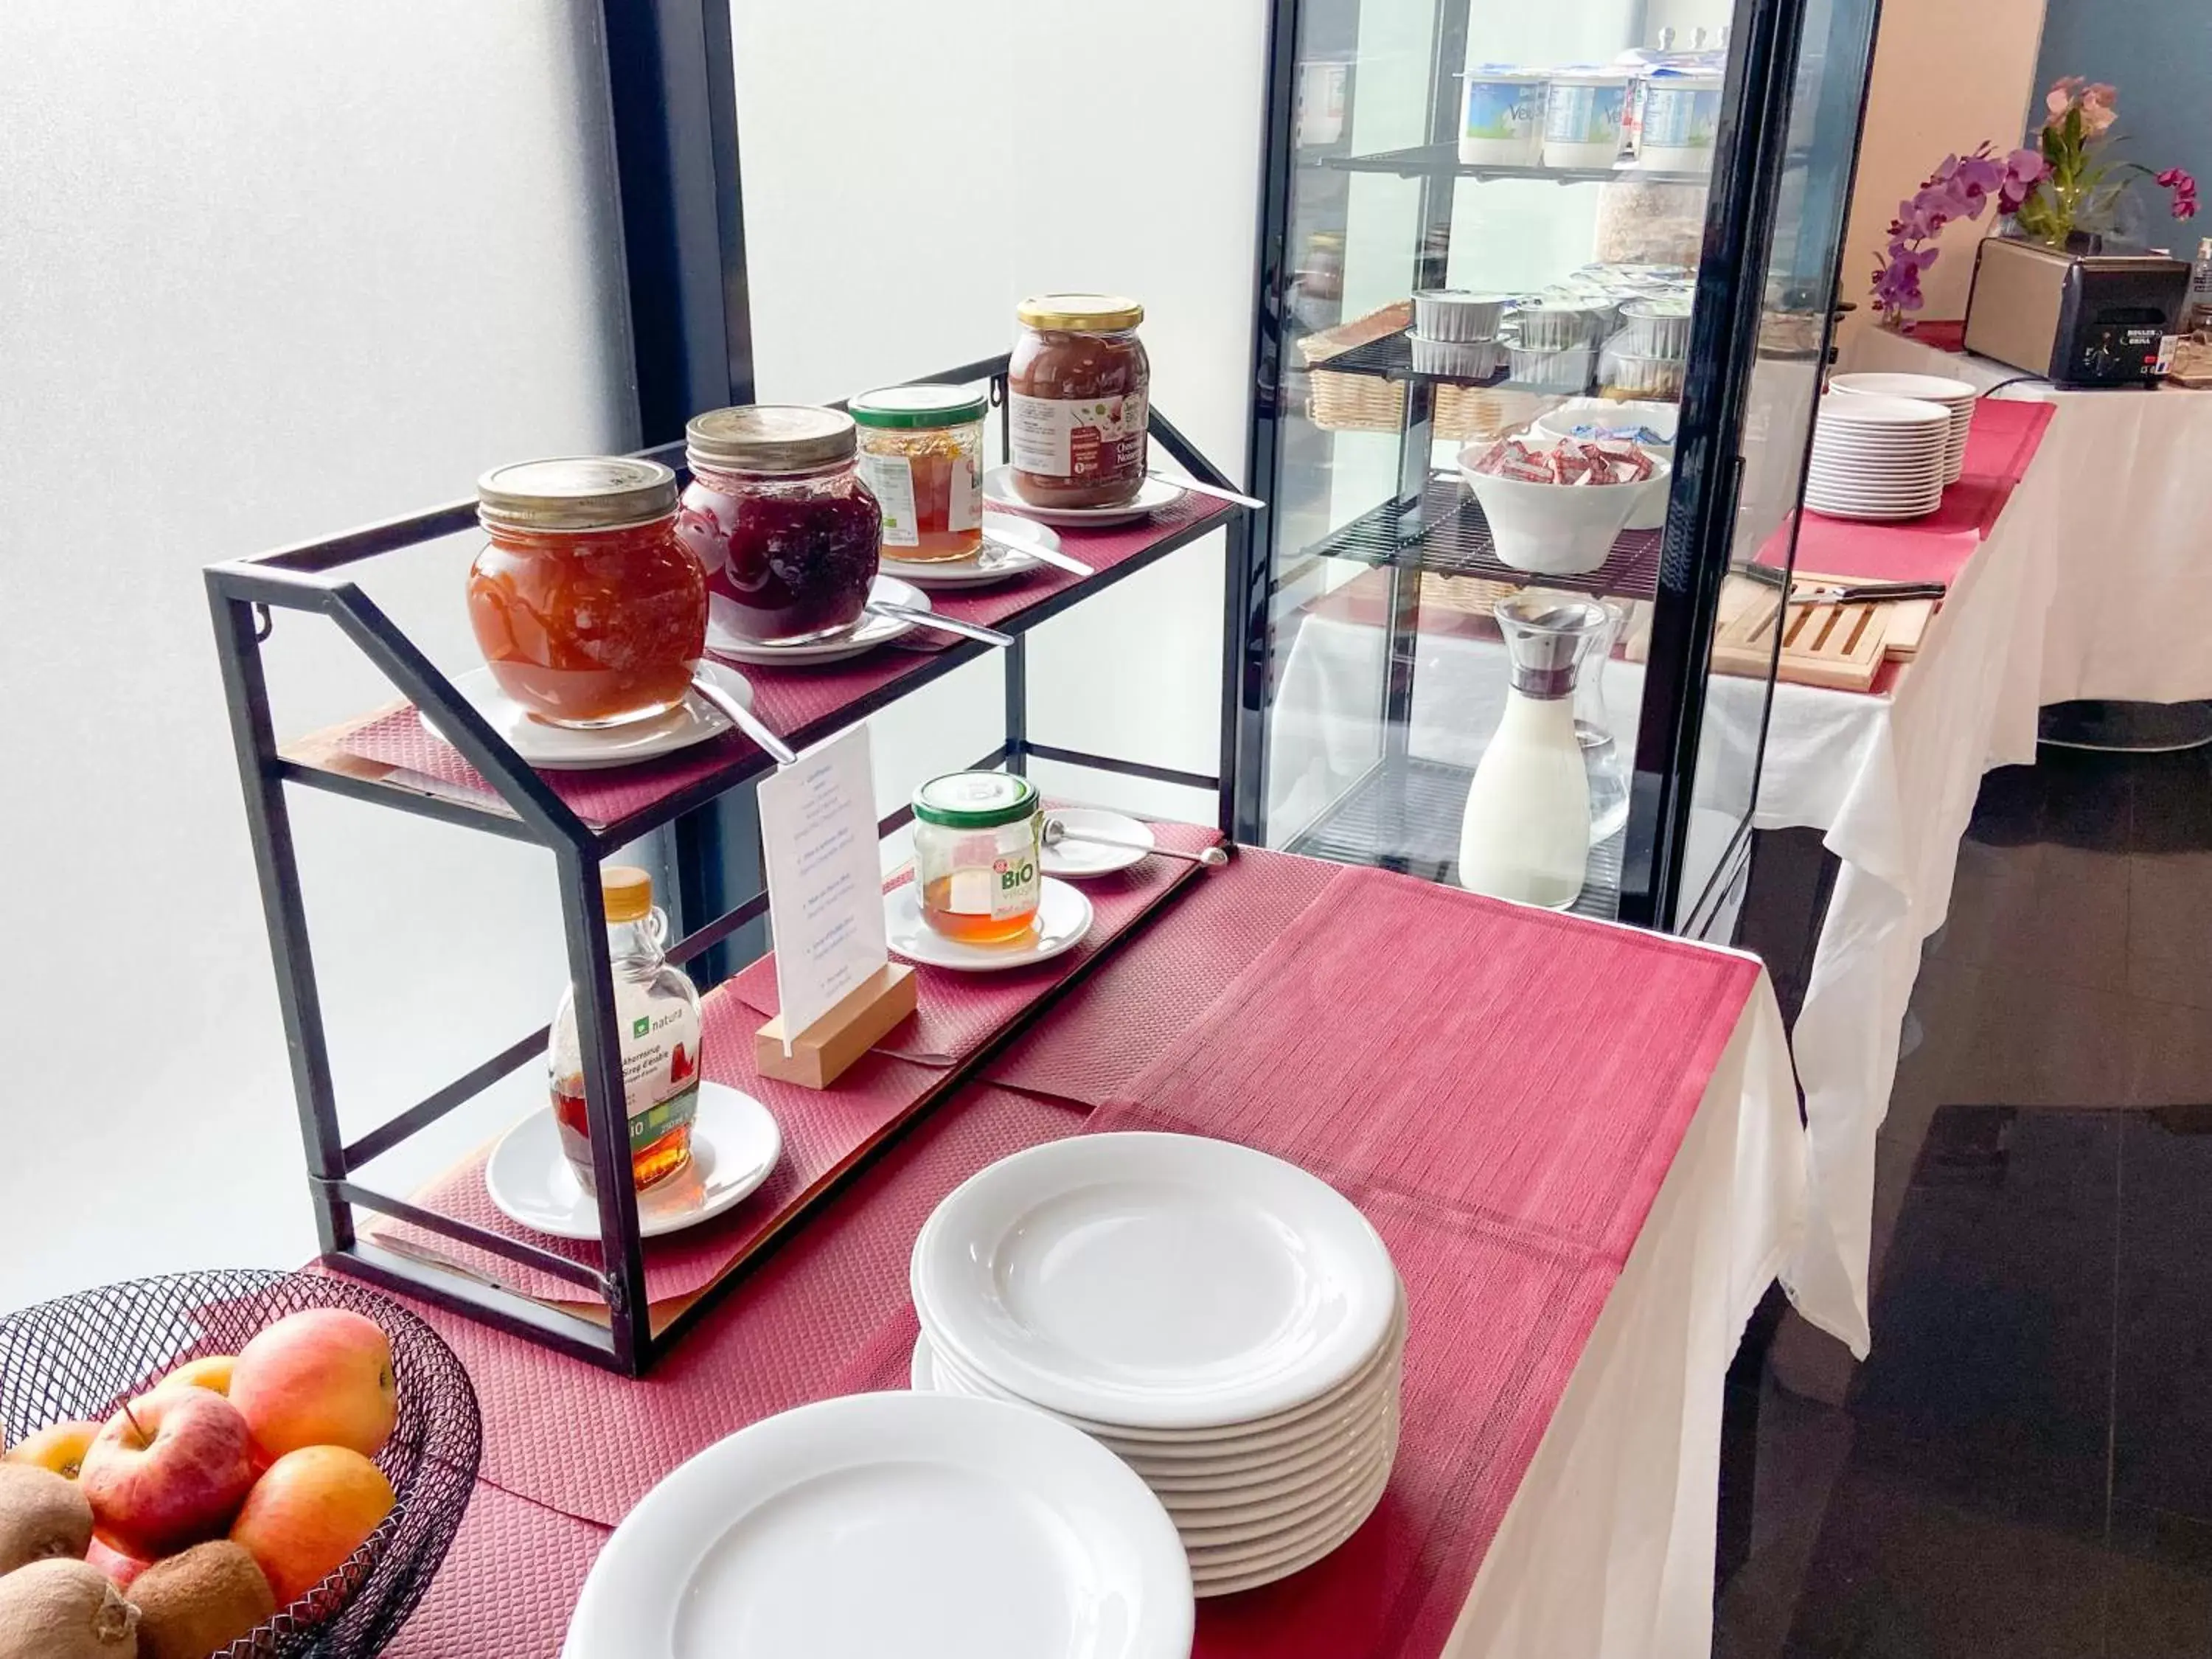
xmin=0 ymin=1557 xmax=139 ymax=1658
xmin=127 ymin=1541 xmax=275 ymax=1659
xmin=0 ymin=1462 xmax=94 ymax=1574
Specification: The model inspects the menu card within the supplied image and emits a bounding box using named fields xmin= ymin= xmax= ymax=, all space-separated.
xmin=756 ymin=727 xmax=888 ymax=1048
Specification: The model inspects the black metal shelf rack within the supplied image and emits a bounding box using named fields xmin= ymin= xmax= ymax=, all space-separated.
xmin=208 ymin=352 xmax=1251 ymax=1376
xmin=1325 ymin=141 xmax=1709 ymax=188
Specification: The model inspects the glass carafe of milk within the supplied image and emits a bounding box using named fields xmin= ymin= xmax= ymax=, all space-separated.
xmin=1456 ymin=594 xmax=1611 ymax=909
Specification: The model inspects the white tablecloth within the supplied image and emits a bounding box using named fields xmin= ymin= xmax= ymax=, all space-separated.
xmin=1453 ymin=973 xmax=1804 ymax=1658
xmin=1269 ymin=353 xmax=2209 ymax=1354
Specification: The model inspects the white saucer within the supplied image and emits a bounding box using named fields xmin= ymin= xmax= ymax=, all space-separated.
xmin=983 ymin=467 xmax=1184 ymax=528
xmin=562 ymin=1392 xmax=1194 ymax=1659
xmin=428 ymin=660 xmax=754 ymax=772
xmin=484 ymin=1080 xmax=781 ymax=1240
xmin=707 ymin=575 xmax=929 ymax=664
xmin=1039 ymin=808 xmax=1155 ymax=878
xmin=885 ymin=877 xmax=1093 ymax=973
xmin=879 ymin=512 xmax=1064 ymax=588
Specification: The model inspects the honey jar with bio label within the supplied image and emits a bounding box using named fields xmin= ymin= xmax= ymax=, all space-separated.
xmin=911 ymin=773 xmax=1044 ymax=944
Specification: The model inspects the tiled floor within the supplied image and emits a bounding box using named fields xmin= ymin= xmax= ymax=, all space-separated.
xmin=1718 ymin=745 xmax=2212 ymax=1658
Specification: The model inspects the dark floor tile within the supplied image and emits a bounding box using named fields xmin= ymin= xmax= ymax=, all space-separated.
xmin=1770 ymin=1463 xmax=2111 ymax=1659
xmin=2105 ymin=1504 xmax=2212 ymax=1659
xmin=1847 ymin=1108 xmax=2118 ymax=1526
xmin=2124 ymin=998 xmax=2212 ymax=1110
xmin=1965 ymin=762 xmax=2049 ymax=848
xmin=2127 ymin=854 xmax=2212 ymax=1009
xmin=2130 ymin=748 xmax=2212 ymax=855
xmin=2115 ymin=1112 xmax=2212 ymax=1523
xmin=2040 ymin=748 xmax=2138 ymax=855
xmin=1944 ymin=975 xmax=2138 ymax=1107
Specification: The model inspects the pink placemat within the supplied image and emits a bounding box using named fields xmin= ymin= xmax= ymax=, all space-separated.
xmin=728 ymin=820 xmax=1225 ymax=1065
xmin=328 ymin=493 xmax=1231 ymax=832
xmin=985 ymin=846 xmax=1343 ymax=1105
xmin=380 ymin=1085 xmax=1084 ymax=1526
xmin=1068 ymin=866 xmax=1756 ymax=1655
xmin=384 ymin=1481 xmax=604 ymax=1659
xmin=1756 ymin=399 xmax=2055 ymax=585
xmin=366 ymin=985 xmax=944 ymax=1307
xmin=1100 ymin=866 xmax=1758 ymax=1262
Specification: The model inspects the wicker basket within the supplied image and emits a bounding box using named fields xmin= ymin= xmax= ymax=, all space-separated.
xmin=1299 ymin=302 xmax=1551 ymax=442
xmin=0 ymin=1270 xmax=480 ymax=1658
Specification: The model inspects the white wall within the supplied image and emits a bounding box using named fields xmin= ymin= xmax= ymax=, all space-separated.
xmin=0 ymin=2 xmax=634 ymax=1311
xmin=1 ymin=0 xmax=1270 ymax=1314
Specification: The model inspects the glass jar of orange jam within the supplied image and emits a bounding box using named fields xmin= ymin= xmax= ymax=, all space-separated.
xmin=911 ymin=772 xmax=1043 ymax=944
xmin=467 ymin=458 xmax=706 ymax=728
xmin=850 ymin=384 xmax=987 ymax=562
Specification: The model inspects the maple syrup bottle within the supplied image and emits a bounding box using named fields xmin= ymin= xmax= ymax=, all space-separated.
xmin=549 ymin=867 xmax=704 ymax=1194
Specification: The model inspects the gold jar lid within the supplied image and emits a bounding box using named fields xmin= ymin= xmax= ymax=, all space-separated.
xmin=1016 ymin=293 xmax=1145 ymax=332
xmin=687 ymin=405 xmax=857 ymax=474
xmin=476 ymin=457 xmax=679 ymax=534
xmin=602 ymin=866 xmax=654 ymax=922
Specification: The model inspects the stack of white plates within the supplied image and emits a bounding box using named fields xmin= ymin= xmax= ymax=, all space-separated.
xmin=910 ymin=1132 xmax=1405 ymax=1598
xmin=1804 ymin=393 xmax=1951 ymax=521
xmin=1828 ymin=371 xmax=1977 ymax=482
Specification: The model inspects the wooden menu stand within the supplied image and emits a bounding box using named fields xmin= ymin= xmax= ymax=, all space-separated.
xmin=753 ymin=963 xmax=918 ymax=1089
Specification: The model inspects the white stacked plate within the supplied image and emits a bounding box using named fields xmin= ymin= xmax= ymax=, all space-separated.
xmin=1803 ymin=393 xmax=1951 ymax=521
xmin=1827 ymin=371 xmax=1977 ymax=483
xmin=910 ymin=1132 xmax=1405 ymax=1598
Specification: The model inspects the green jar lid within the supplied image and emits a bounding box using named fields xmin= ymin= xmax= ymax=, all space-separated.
xmin=849 ymin=383 xmax=990 ymax=431
xmin=912 ymin=771 xmax=1039 ymax=830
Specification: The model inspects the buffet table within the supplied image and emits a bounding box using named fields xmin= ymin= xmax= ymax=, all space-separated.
xmin=1845 ymin=325 xmax=2212 ymax=709
xmin=1268 ymin=401 xmax=2059 ymax=1355
xmin=378 ymin=845 xmax=1806 ymax=1658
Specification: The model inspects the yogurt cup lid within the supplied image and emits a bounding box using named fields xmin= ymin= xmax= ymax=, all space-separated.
xmin=1460 ymin=65 xmax=1546 ymax=80
xmin=1549 ymin=66 xmax=1633 ymax=83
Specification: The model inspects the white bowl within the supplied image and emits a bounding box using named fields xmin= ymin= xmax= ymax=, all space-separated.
xmin=1532 ymin=397 xmax=1678 ymax=451
xmin=1459 ymin=443 xmax=1672 ymax=574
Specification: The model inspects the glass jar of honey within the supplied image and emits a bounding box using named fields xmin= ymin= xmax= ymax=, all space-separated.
xmin=467 ymin=458 xmax=706 ymax=728
xmin=678 ymin=406 xmax=883 ymax=644
xmin=548 ymin=867 xmax=704 ymax=1194
xmin=849 ymin=384 xmax=988 ymax=562
xmin=911 ymin=772 xmax=1044 ymax=944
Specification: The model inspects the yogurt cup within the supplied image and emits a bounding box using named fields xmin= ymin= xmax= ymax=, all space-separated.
xmin=1638 ymin=69 xmax=1723 ymax=172
xmin=1543 ymin=69 xmax=1632 ymax=168
xmin=1458 ymin=69 xmax=1546 ymax=166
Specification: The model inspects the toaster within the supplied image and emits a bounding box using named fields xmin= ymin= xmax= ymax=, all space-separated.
xmin=1963 ymin=236 xmax=2188 ymax=387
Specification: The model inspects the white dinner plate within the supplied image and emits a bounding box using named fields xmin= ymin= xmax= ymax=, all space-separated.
xmin=886 ymin=877 xmax=1093 ymax=973
xmin=562 ymin=1392 xmax=1193 ymax=1659
xmin=485 ymin=1081 xmax=781 ymax=1241
xmin=878 ymin=512 xmax=1065 ymax=587
xmin=1804 ymin=500 xmax=1940 ymax=522
xmin=923 ymin=1286 xmax=1406 ymax=1445
xmin=706 ymin=575 xmax=929 ymax=664
xmin=983 ymin=466 xmax=1185 ymax=527
xmin=1828 ymin=371 xmax=1977 ymax=406
xmin=912 ymin=1131 xmax=1398 ymax=1430
xmin=1187 ymin=1457 xmax=1393 ymax=1596
xmin=1038 ymin=807 xmax=1157 ymax=878
xmin=1180 ymin=1435 xmax=1396 ymax=1562
xmin=425 ymin=660 xmax=754 ymax=772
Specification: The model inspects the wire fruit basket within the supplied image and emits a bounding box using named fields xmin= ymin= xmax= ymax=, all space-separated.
xmin=0 ymin=1269 xmax=480 ymax=1657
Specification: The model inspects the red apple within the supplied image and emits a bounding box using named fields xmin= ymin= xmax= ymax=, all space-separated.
xmin=4 ymin=1419 xmax=103 ymax=1480
xmin=228 ymin=1310 xmax=396 ymax=1461
xmin=78 ymin=1390 xmax=257 ymax=1560
xmin=230 ymin=1446 xmax=394 ymax=1609
xmin=83 ymin=1536 xmax=149 ymax=1590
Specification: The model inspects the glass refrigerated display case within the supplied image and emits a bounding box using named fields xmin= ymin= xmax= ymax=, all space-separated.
xmin=1233 ymin=0 xmax=1881 ymax=934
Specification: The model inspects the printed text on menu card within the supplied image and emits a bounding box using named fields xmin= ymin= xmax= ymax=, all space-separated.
xmin=756 ymin=727 xmax=888 ymax=1048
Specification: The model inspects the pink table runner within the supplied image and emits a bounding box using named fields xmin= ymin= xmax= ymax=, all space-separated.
xmin=729 ymin=821 xmax=1223 ymax=1066
xmin=331 ymin=493 xmax=1230 ymax=830
xmin=1756 ymin=399 xmax=2054 ymax=585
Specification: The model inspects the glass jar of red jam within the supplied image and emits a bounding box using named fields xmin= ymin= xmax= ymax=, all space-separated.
xmin=678 ymin=406 xmax=883 ymax=644
xmin=467 ymin=457 xmax=706 ymax=728
xmin=1009 ymin=294 xmax=1150 ymax=509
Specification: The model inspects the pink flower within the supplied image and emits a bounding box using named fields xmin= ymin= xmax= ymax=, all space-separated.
xmin=2045 ymin=74 xmax=2084 ymax=117
xmin=2080 ymin=97 xmax=2117 ymax=137
xmin=2160 ymin=167 xmax=2199 ymax=220
xmin=1999 ymin=147 xmax=2048 ymax=214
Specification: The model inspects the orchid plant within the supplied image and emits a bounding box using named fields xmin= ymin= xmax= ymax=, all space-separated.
xmin=1870 ymin=143 xmax=2046 ymax=320
xmin=2013 ymin=78 xmax=2199 ymax=248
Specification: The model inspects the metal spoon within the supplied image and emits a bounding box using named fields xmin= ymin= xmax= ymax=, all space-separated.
xmin=1147 ymin=471 xmax=1266 ymax=511
xmin=1042 ymin=817 xmax=1229 ymax=868
xmin=689 ymin=669 xmax=796 ymax=766
xmin=981 ymin=528 xmax=1094 ymax=577
xmin=866 ymin=599 xmax=1014 ymax=647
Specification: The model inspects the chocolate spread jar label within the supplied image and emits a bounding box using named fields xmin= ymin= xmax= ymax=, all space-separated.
xmin=1009 ymin=390 xmax=1150 ymax=483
